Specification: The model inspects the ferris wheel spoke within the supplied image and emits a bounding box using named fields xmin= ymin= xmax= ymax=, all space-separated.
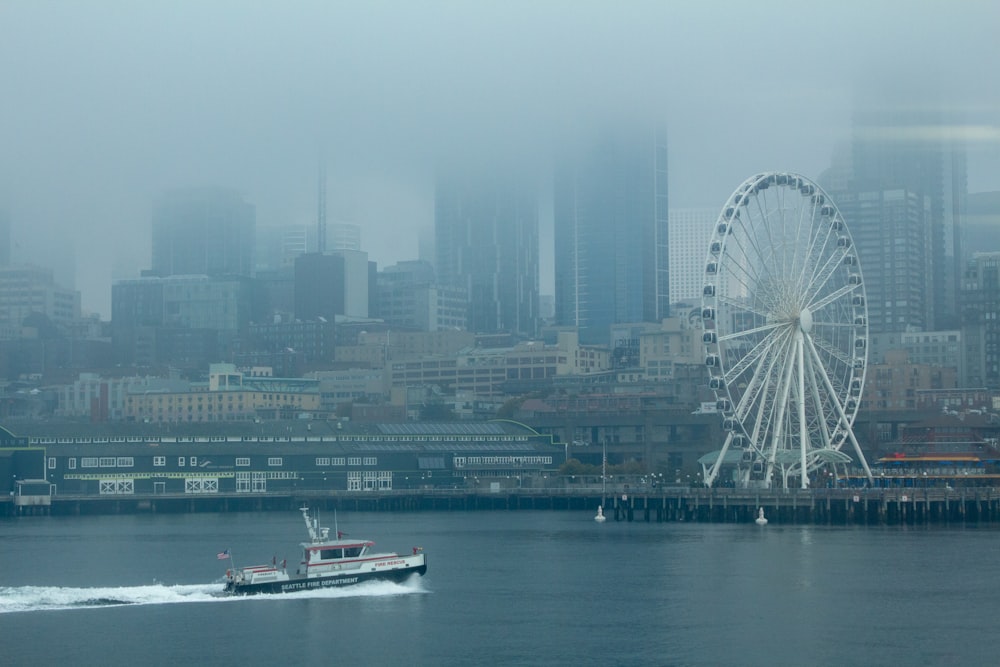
xmin=721 ymin=226 xmax=768 ymax=291
xmin=749 ymin=342 xmax=797 ymax=442
xmin=800 ymin=245 xmax=847 ymax=307
xmin=732 ymin=329 xmax=791 ymax=424
xmin=790 ymin=191 xmax=816 ymax=284
xmin=808 ymin=332 xmax=853 ymax=371
xmin=718 ymin=320 xmax=784 ymax=343
xmin=722 ymin=325 xmax=787 ymax=386
xmin=807 ymin=283 xmax=857 ymax=314
xmin=716 ymin=294 xmax=769 ymax=320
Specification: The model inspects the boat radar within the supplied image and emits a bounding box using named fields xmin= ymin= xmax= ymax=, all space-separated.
xmin=755 ymin=508 xmax=768 ymax=526
xmin=594 ymin=505 xmax=607 ymax=523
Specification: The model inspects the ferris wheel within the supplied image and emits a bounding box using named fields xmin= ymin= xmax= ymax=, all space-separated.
xmin=701 ymin=172 xmax=873 ymax=489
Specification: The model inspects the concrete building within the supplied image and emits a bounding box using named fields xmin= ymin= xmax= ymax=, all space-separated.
xmin=111 ymin=274 xmax=253 ymax=368
xmin=387 ymin=331 xmax=610 ymax=399
xmin=294 ymin=250 xmax=370 ymax=322
xmin=56 ymin=373 xmax=191 ymax=420
xmin=376 ymin=260 xmax=468 ymax=332
xmin=861 ymin=350 xmax=957 ymax=412
xmin=668 ymin=208 xmax=715 ymax=305
xmin=124 ymin=363 xmax=321 ymax=423
xmin=868 ymin=329 xmax=964 ymax=381
xmin=0 ymin=264 xmax=81 ymax=333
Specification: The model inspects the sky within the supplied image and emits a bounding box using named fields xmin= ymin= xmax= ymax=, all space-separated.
xmin=1 ymin=0 xmax=998 ymax=318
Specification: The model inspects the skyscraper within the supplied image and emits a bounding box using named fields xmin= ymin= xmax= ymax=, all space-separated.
xmin=434 ymin=170 xmax=538 ymax=337
xmin=151 ymin=188 xmax=256 ymax=278
xmin=849 ymin=109 xmax=967 ymax=329
xmin=553 ymin=125 xmax=668 ymax=345
xmin=836 ymin=189 xmax=933 ymax=334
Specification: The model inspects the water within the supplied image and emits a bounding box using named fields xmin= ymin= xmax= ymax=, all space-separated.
xmin=1 ymin=510 xmax=996 ymax=666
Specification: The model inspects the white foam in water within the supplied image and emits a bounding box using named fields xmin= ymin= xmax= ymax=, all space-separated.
xmin=0 ymin=577 xmax=427 ymax=614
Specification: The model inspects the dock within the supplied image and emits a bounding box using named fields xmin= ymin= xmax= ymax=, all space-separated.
xmin=4 ymin=486 xmax=999 ymax=525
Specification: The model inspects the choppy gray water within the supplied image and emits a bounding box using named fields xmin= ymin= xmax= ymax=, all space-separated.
xmin=1 ymin=511 xmax=996 ymax=666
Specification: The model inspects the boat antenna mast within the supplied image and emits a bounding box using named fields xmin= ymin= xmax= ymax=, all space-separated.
xmin=300 ymin=505 xmax=329 ymax=543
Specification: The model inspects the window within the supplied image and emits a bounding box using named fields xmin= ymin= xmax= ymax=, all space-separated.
xmin=348 ymin=457 xmax=362 ymax=466
xmin=153 ymin=456 xmax=166 ymax=467
xmin=236 ymin=457 xmax=250 ymax=467
xmin=178 ymin=457 xmax=186 ymax=467
xmin=99 ymin=457 xmax=116 ymax=467
xmin=347 ymin=471 xmax=362 ymax=490
xmin=116 ymin=457 xmax=134 ymax=467
xmin=68 ymin=458 xmax=77 ymax=470
xmin=190 ymin=456 xmax=197 ymax=467
xmin=48 ymin=457 xmax=56 ymax=470
xmin=81 ymin=458 xmax=99 ymax=468
xmin=363 ymin=457 xmax=377 ymax=466
xmin=332 ymin=457 xmax=345 ymax=466
xmin=268 ymin=457 xmax=283 ymax=467
xmin=316 ymin=457 xmax=330 ymax=466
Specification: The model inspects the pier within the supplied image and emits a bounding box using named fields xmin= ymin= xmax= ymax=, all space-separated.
xmin=4 ymin=486 xmax=1000 ymax=525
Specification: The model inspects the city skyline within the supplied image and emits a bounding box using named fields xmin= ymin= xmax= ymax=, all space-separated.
xmin=2 ymin=2 xmax=999 ymax=318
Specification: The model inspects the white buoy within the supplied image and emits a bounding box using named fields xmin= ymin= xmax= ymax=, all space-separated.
xmin=594 ymin=505 xmax=607 ymax=522
xmin=755 ymin=507 xmax=768 ymax=525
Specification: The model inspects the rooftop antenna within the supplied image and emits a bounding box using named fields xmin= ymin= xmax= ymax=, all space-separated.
xmin=317 ymin=155 xmax=327 ymax=254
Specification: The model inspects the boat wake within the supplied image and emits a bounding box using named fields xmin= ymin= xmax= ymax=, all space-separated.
xmin=0 ymin=577 xmax=427 ymax=614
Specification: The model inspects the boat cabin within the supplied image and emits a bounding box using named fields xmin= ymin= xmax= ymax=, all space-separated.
xmin=300 ymin=540 xmax=376 ymax=576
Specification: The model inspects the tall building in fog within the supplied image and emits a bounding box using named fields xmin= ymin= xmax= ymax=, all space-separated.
xmin=837 ymin=190 xmax=933 ymax=334
xmin=965 ymin=192 xmax=1000 ymax=255
xmin=328 ymin=223 xmax=361 ymax=251
xmin=849 ymin=109 xmax=967 ymax=329
xmin=256 ymin=224 xmax=317 ymax=271
xmin=434 ymin=170 xmax=538 ymax=337
xmin=668 ymin=208 xmax=715 ymax=306
xmin=151 ymin=188 xmax=256 ymax=278
xmin=553 ymin=126 xmax=669 ymax=345
xmin=961 ymin=252 xmax=1000 ymax=390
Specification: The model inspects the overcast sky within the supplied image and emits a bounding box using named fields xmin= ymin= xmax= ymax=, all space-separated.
xmin=2 ymin=1 xmax=998 ymax=317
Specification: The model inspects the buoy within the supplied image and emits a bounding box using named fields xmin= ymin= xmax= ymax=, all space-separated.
xmin=594 ymin=505 xmax=607 ymax=523
xmin=755 ymin=507 xmax=768 ymax=525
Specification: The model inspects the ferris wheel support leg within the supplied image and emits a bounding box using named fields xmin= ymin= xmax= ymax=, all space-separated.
xmin=705 ymin=432 xmax=734 ymax=487
xmin=803 ymin=335 xmax=874 ymax=483
xmin=767 ymin=335 xmax=798 ymax=489
xmin=846 ymin=429 xmax=874 ymax=483
xmin=796 ymin=333 xmax=809 ymax=489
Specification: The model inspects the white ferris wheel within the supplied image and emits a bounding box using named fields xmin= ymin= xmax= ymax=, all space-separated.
xmin=701 ymin=172 xmax=874 ymax=489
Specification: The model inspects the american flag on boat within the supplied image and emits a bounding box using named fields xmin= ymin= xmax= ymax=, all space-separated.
xmin=217 ymin=549 xmax=230 ymax=560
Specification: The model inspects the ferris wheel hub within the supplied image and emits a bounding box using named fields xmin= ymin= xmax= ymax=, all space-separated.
xmin=799 ymin=307 xmax=813 ymax=333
